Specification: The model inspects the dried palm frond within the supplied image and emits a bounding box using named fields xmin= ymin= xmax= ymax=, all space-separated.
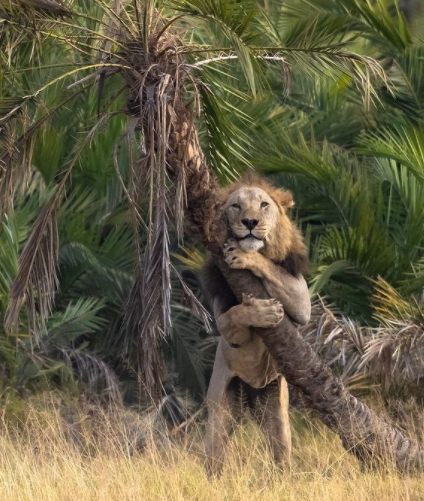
xmin=0 ymin=121 xmax=33 ymax=220
xmin=172 ymin=264 xmax=211 ymax=333
xmin=4 ymin=110 xmax=104 ymax=338
xmin=360 ymin=278 xmax=424 ymax=390
xmin=300 ymin=297 xmax=372 ymax=390
xmin=5 ymin=188 xmax=60 ymax=338
xmin=0 ymin=0 xmax=70 ymax=16
xmin=0 ymin=87 xmax=89 ymax=222
xmin=59 ymin=348 xmax=122 ymax=404
xmin=303 ymin=286 xmax=424 ymax=396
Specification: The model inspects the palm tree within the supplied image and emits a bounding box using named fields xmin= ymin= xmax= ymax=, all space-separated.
xmin=0 ymin=0 xmax=385 ymax=383
xmin=2 ymin=0 xmax=424 ymax=468
xmin=401 ymin=0 xmax=422 ymax=24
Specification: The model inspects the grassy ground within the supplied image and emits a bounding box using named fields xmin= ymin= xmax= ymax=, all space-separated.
xmin=1 ymin=394 xmax=424 ymax=501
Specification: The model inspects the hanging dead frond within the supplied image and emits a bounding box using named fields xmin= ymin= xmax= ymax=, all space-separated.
xmin=138 ymin=163 xmax=172 ymax=395
xmin=115 ymin=17 xmax=199 ymax=397
xmin=0 ymin=0 xmax=70 ymax=16
xmin=4 ymin=106 xmax=107 ymax=338
xmin=0 ymin=88 xmax=89 ymax=222
xmin=5 ymin=190 xmax=60 ymax=338
xmin=172 ymin=264 xmax=212 ymax=333
xmin=0 ymin=122 xmax=32 ymax=220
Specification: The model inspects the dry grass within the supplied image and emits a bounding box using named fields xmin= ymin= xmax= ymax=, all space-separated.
xmin=1 ymin=394 xmax=424 ymax=501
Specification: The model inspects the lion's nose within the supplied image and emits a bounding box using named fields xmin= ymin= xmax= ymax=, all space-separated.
xmin=241 ymin=218 xmax=259 ymax=230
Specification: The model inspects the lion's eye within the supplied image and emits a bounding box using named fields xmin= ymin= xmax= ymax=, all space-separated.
xmin=260 ymin=201 xmax=269 ymax=208
xmin=231 ymin=203 xmax=241 ymax=209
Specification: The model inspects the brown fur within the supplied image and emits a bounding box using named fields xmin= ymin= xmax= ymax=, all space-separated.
xmin=218 ymin=172 xmax=309 ymax=276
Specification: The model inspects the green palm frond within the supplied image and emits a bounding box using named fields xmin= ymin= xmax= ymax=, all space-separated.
xmin=382 ymin=45 xmax=424 ymax=120
xmin=286 ymin=0 xmax=412 ymax=52
xmin=47 ymin=297 xmax=106 ymax=343
xmin=173 ymin=247 xmax=205 ymax=271
xmin=358 ymin=125 xmax=424 ymax=181
xmin=170 ymin=0 xmax=263 ymax=94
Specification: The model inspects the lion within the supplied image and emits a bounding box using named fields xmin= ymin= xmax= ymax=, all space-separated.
xmin=202 ymin=172 xmax=311 ymax=476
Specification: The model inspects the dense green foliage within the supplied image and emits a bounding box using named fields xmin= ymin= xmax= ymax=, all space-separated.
xmin=1 ymin=0 xmax=424 ymax=404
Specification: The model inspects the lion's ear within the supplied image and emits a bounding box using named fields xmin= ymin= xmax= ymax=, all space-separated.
xmin=275 ymin=189 xmax=295 ymax=208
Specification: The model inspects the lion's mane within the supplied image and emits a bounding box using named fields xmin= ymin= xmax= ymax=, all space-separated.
xmin=218 ymin=172 xmax=309 ymax=277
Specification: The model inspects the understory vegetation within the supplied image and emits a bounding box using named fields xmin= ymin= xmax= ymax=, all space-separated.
xmin=1 ymin=393 xmax=424 ymax=501
xmin=2 ymin=0 xmax=424 ymax=493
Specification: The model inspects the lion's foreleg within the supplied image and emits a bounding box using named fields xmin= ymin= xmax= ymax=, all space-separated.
xmin=204 ymin=345 xmax=237 ymax=477
xmin=214 ymin=294 xmax=284 ymax=347
xmin=223 ymin=244 xmax=310 ymax=325
xmin=215 ymin=304 xmax=252 ymax=346
xmin=258 ymin=266 xmax=311 ymax=326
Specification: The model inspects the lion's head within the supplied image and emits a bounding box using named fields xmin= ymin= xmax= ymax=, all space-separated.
xmin=219 ymin=172 xmax=309 ymax=275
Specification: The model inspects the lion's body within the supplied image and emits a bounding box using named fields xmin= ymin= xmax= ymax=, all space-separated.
xmin=202 ymin=173 xmax=311 ymax=476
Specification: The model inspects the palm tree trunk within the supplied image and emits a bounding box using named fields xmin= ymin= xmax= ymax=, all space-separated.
xmin=400 ymin=0 xmax=421 ymax=24
xmin=217 ymin=264 xmax=424 ymax=471
xmin=167 ymin=108 xmax=225 ymax=255
xmin=169 ymin=108 xmax=424 ymax=471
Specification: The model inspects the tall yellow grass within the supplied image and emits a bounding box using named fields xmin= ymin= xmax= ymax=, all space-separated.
xmin=1 ymin=394 xmax=423 ymax=501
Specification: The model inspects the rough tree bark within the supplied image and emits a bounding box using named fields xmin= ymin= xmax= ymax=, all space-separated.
xmin=168 ymin=106 xmax=424 ymax=472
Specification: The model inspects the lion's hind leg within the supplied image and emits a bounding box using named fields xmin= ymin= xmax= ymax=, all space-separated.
xmin=249 ymin=376 xmax=292 ymax=467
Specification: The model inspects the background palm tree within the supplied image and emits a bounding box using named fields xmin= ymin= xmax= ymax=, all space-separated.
xmin=401 ymin=0 xmax=422 ymax=24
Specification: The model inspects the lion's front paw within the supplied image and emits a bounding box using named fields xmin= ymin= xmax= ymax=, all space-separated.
xmin=224 ymin=239 xmax=259 ymax=271
xmin=242 ymin=294 xmax=284 ymax=328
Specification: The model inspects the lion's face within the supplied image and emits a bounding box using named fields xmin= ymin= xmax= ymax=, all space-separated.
xmin=224 ymin=187 xmax=281 ymax=252
xmin=218 ymin=173 xmax=308 ymax=270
